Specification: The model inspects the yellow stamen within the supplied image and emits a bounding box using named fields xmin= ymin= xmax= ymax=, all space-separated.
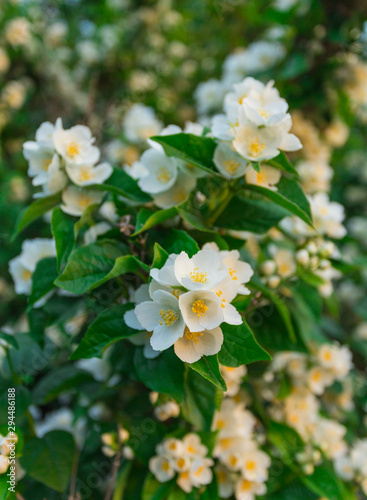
xmin=159 ymin=309 xmax=179 ymax=327
xmin=256 ymin=171 xmax=268 ymax=184
xmin=224 ymin=159 xmax=240 ymax=175
xmin=162 ymin=461 xmax=170 ymax=472
xmin=241 ymin=479 xmax=252 ymax=491
xmin=79 ymin=168 xmax=94 ymax=182
xmin=194 ymin=465 xmax=204 ymax=477
xmin=248 ymin=138 xmax=266 ymax=158
xmin=78 ymin=195 xmax=93 ymax=209
xmin=156 ymin=168 xmax=171 ymax=183
xmin=67 ymin=141 xmax=80 ymax=158
xmin=191 ymin=299 xmax=208 ymax=317
xmin=21 ymin=269 xmax=32 ymax=281
xmin=184 ymin=327 xmax=203 ymax=344
xmin=229 ymin=267 xmax=238 ymax=280
xmin=245 ymin=460 xmax=256 ymax=471
xmin=41 ymin=158 xmax=52 ymax=171
xmin=190 ymin=268 xmax=208 ymax=284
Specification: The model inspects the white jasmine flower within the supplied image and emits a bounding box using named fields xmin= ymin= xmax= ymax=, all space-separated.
xmin=213 ymin=142 xmax=250 ymax=178
xmin=0 ymin=455 xmax=9 ymax=474
xmin=123 ymin=104 xmax=163 ymax=143
xmin=220 ymin=250 xmax=253 ymax=294
xmin=245 ymin=165 xmax=281 ymax=190
xmin=157 ymin=438 xmax=184 ymax=458
xmin=174 ymin=250 xmax=228 ymax=291
xmin=135 ymin=290 xmax=185 ymax=351
xmin=174 ymin=326 xmax=223 ymax=363
xmin=65 ymin=161 xmax=112 ymax=186
xmin=220 ymin=365 xmax=247 ymax=396
xmin=194 ymin=79 xmax=227 ymax=115
xmin=298 ymin=160 xmax=333 ymax=194
xmin=33 ymin=155 xmax=68 ymax=197
xmin=179 ymin=290 xmax=223 ymax=332
xmin=182 ymin=433 xmax=208 ymax=459
xmin=154 ymin=401 xmax=180 ymax=421
xmin=216 ymin=465 xmax=235 ymax=498
xmin=137 ymin=148 xmax=178 ymax=194
xmin=241 ymin=450 xmax=271 ymax=482
xmin=307 ymin=367 xmax=334 ymax=395
xmin=61 ymin=186 xmax=104 ymax=216
xmin=211 ymin=279 xmax=242 ymax=325
xmin=5 ymin=17 xmax=31 ymax=46
xmin=149 ymin=455 xmax=175 ymax=482
xmin=153 ymin=171 xmax=196 ymax=208
xmin=9 ymin=238 xmax=56 ymax=295
xmin=189 ymin=458 xmax=214 ymax=489
xmin=272 ymin=248 xmax=296 ymax=278
xmin=316 ymin=344 xmax=352 ymax=380
xmin=53 ymin=118 xmax=100 ymax=165
xmin=334 ymin=455 xmax=355 ymax=481
xmin=150 ymin=255 xmax=180 ymax=287
xmin=83 ymin=222 xmax=111 ymax=245
xmin=235 ymin=477 xmax=267 ymax=500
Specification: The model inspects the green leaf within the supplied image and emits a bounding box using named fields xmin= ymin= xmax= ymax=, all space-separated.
xmin=92 ymin=167 xmax=151 ymax=203
xmin=264 ymin=479 xmax=318 ymax=499
xmin=51 ymin=208 xmax=75 ymax=272
xmin=250 ymin=278 xmax=297 ymax=344
xmin=268 ymin=151 xmax=299 ymax=176
xmin=244 ymin=176 xmax=313 ymax=226
xmin=152 ymin=243 xmax=169 ymax=270
xmin=32 ymin=365 xmax=92 ymax=404
xmin=268 ymin=421 xmax=303 ymax=467
xmin=177 ymin=196 xmax=214 ymax=233
xmin=161 ymin=229 xmax=199 ymax=257
xmin=216 ymin=196 xmax=289 ymax=233
xmin=133 ymin=207 xmax=178 ymax=236
xmin=0 ymin=332 xmax=18 ymax=350
xmin=182 ymin=368 xmax=218 ymax=431
xmin=142 ymin=473 xmax=175 ymax=500
xmin=20 ymin=431 xmax=76 ymax=493
xmin=249 ymin=306 xmax=307 ymax=353
xmin=70 ymin=304 xmax=140 ymax=360
xmin=150 ymin=133 xmax=218 ymax=175
xmin=219 ymin=321 xmax=271 ymax=367
xmin=13 ymin=192 xmax=62 ymax=238
xmin=55 ymin=240 xmax=148 ymax=294
xmin=302 ymin=464 xmax=358 ymax=500
xmin=134 ymin=348 xmax=185 ymax=402
xmin=189 ymin=355 xmax=227 ymax=391
xmin=28 ymin=257 xmax=58 ymax=307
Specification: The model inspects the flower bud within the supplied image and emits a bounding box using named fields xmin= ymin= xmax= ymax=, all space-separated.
xmin=267 ymin=275 xmax=281 ymax=288
xmin=261 ymin=260 xmax=276 ymax=276
xmin=296 ymin=249 xmax=309 ymax=266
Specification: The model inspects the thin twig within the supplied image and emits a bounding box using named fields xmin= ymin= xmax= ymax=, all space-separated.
xmin=104 ymin=425 xmax=123 ymax=500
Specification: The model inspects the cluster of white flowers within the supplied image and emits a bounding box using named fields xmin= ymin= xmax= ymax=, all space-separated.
xmin=124 ymin=243 xmax=253 ymax=363
xmin=194 ymin=41 xmax=286 ymax=116
xmin=211 ymin=77 xmax=302 ymax=179
xmin=23 ymin=119 xmax=112 ymax=216
xmin=282 ymin=192 xmax=346 ymax=240
xmin=123 ymin=121 xmax=204 ymax=208
xmin=9 ymin=238 xmax=56 ymax=300
xmin=101 ymin=427 xmax=134 ymax=460
xmin=212 ymin=399 xmax=271 ymax=500
xmin=149 ymin=433 xmax=213 ymax=493
xmin=269 ymin=344 xmax=353 ymax=397
xmin=0 ymin=433 xmax=17 ymax=475
xmin=334 ymin=439 xmax=367 ymax=494
xmin=261 ymin=345 xmax=353 ymax=473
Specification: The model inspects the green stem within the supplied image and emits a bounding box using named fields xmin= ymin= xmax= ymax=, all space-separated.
xmin=207 ymin=180 xmax=239 ymax=226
